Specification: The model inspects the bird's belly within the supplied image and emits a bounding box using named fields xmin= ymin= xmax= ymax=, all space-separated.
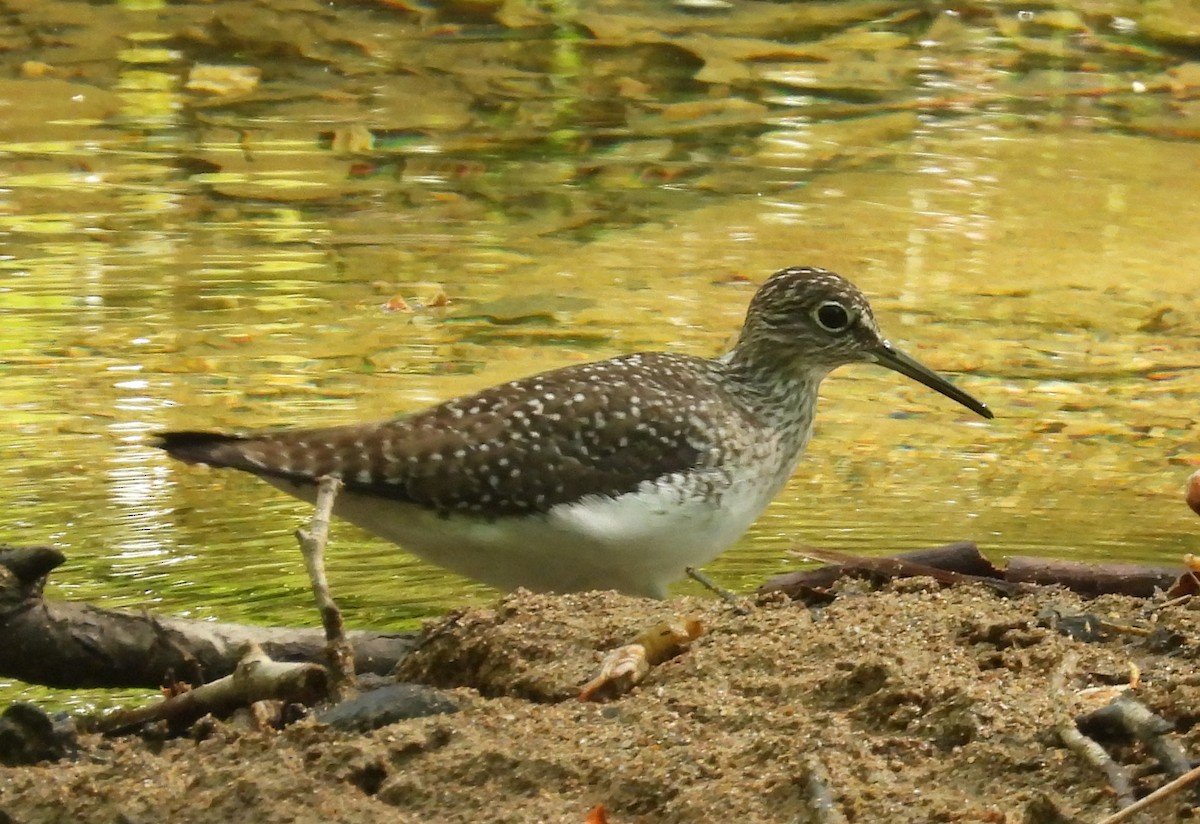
xmin=268 ymin=470 xmax=783 ymax=599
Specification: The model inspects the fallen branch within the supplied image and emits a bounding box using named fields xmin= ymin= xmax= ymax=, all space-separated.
xmin=1005 ymin=557 xmax=1179 ymax=598
xmin=786 ymin=544 xmax=1031 ymax=596
xmin=0 ymin=544 xmax=414 ymax=690
xmin=96 ymin=643 xmax=327 ymax=735
xmin=758 ymin=542 xmax=1001 ymax=598
xmin=759 ymin=542 xmax=1186 ymax=600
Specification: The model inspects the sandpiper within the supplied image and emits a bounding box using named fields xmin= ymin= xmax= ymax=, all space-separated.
xmin=159 ymin=266 xmax=991 ymax=598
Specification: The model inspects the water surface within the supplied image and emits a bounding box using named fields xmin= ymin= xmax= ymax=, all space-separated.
xmin=2 ymin=0 xmax=1198 ymax=707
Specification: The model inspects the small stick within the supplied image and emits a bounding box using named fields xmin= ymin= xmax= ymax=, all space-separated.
xmin=1147 ymin=593 xmax=1193 ymax=613
xmin=1094 ymin=762 xmax=1200 ymax=824
xmin=1080 ymin=696 xmax=1192 ymax=779
xmin=1051 ymin=652 xmax=1136 ymax=809
xmin=1057 ymin=723 xmax=1135 ymax=809
xmin=685 ymin=566 xmax=750 ymax=614
xmin=295 ymin=475 xmax=355 ymax=699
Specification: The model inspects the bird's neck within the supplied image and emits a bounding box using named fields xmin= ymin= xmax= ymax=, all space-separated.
xmin=716 ymin=337 xmax=829 ymax=433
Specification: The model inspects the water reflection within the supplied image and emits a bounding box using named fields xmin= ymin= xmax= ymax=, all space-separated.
xmin=0 ymin=1 xmax=1197 ymax=715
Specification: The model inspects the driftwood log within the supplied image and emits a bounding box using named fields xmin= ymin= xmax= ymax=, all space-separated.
xmin=95 ymin=644 xmax=329 ymax=735
xmin=4 ymin=539 xmax=1193 ymax=692
xmin=758 ymin=542 xmax=1187 ymax=601
xmin=0 ymin=545 xmax=416 ymax=690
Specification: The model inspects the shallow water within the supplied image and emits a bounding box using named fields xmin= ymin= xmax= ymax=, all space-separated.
xmin=2 ymin=1 xmax=1199 ymax=707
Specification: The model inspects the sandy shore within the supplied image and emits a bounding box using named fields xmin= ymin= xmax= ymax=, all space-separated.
xmin=3 ymin=582 xmax=1198 ymax=823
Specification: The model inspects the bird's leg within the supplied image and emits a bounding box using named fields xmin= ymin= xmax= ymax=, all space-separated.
xmin=295 ymin=475 xmax=356 ymax=699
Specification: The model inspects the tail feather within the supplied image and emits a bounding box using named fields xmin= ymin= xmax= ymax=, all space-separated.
xmin=155 ymin=431 xmax=252 ymax=468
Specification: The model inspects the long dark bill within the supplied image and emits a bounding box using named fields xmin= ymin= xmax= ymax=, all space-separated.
xmin=872 ymin=340 xmax=993 ymax=420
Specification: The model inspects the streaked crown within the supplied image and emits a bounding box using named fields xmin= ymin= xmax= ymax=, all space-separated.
xmin=731 ymin=266 xmax=884 ymax=374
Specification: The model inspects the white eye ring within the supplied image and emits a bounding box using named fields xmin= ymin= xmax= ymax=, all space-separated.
xmin=813 ymin=300 xmax=853 ymax=332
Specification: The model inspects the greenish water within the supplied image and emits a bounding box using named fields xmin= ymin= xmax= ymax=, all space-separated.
xmin=2 ymin=0 xmax=1199 ymax=708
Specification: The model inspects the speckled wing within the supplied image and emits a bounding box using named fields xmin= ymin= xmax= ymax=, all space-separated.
xmin=158 ymin=353 xmax=741 ymax=518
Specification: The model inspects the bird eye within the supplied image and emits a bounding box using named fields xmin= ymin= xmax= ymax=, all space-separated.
xmin=813 ymin=301 xmax=853 ymax=332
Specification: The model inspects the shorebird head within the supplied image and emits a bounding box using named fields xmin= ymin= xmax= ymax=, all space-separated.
xmin=734 ymin=266 xmax=993 ymax=419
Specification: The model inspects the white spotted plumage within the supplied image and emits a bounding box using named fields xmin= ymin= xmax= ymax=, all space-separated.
xmin=158 ymin=266 xmax=991 ymax=597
